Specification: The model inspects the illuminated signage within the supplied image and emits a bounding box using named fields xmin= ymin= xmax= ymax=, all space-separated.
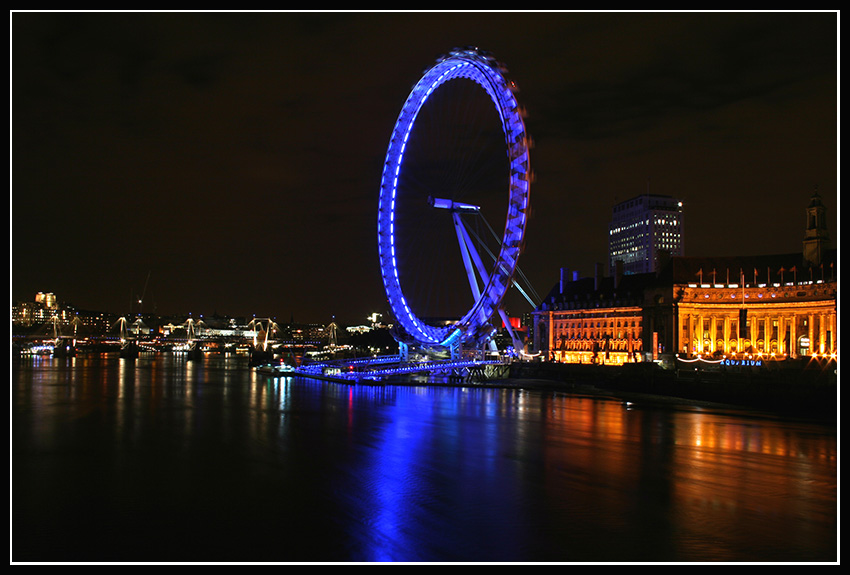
xmin=721 ymin=358 xmax=763 ymax=367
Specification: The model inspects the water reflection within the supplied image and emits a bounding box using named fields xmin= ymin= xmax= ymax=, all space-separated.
xmin=12 ymin=355 xmax=836 ymax=563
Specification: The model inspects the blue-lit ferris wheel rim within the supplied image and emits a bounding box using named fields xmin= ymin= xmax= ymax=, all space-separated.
xmin=377 ymin=49 xmax=531 ymax=347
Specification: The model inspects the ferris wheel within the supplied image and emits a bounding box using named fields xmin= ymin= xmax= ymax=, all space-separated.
xmin=377 ymin=47 xmax=532 ymax=353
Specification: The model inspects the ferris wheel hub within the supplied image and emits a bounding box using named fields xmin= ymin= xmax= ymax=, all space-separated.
xmin=427 ymin=196 xmax=481 ymax=213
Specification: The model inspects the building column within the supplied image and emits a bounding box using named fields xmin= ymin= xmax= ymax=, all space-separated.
xmin=677 ymin=310 xmax=685 ymax=354
xmin=808 ymin=313 xmax=815 ymax=356
xmin=745 ymin=313 xmax=753 ymax=354
xmin=762 ymin=314 xmax=769 ymax=353
xmin=829 ymin=312 xmax=836 ymax=354
xmin=694 ymin=313 xmax=705 ymax=354
xmin=687 ymin=314 xmax=694 ymax=355
xmin=708 ymin=315 xmax=715 ymax=354
xmin=789 ymin=316 xmax=797 ymax=358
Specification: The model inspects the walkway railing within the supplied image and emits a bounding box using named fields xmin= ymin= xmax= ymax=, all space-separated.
xmin=289 ymin=355 xmax=507 ymax=382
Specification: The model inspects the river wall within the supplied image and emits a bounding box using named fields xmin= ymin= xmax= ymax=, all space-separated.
xmin=509 ymin=358 xmax=838 ymax=421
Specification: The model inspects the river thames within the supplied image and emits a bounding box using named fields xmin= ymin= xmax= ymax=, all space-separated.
xmin=12 ymin=353 xmax=837 ymax=563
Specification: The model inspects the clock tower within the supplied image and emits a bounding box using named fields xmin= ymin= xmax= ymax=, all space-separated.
xmin=803 ymin=189 xmax=829 ymax=267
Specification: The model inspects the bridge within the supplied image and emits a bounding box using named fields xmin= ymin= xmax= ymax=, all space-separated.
xmin=13 ymin=315 xmax=312 ymax=361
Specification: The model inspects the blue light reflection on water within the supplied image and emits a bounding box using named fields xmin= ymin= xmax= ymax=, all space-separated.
xmin=12 ymin=355 xmax=837 ymax=563
xmin=330 ymin=384 xmax=534 ymax=562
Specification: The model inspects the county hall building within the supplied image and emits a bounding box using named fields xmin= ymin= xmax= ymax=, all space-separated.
xmin=531 ymin=191 xmax=837 ymax=365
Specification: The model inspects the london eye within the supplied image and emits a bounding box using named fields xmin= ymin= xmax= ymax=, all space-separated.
xmin=377 ymin=48 xmax=532 ymax=355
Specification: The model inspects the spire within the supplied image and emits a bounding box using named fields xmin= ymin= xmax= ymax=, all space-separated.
xmin=808 ymin=184 xmax=824 ymax=209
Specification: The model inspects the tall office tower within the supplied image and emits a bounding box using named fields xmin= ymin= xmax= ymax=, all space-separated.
xmin=608 ymin=194 xmax=684 ymax=275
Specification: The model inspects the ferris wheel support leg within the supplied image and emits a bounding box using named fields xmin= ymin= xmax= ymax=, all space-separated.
xmin=450 ymin=337 xmax=462 ymax=361
xmin=453 ymin=213 xmax=483 ymax=301
xmin=399 ymin=341 xmax=409 ymax=362
xmin=454 ymin=214 xmax=500 ymax=353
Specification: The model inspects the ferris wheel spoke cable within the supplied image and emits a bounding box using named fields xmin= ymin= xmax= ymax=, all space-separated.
xmin=476 ymin=210 xmax=542 ymax=305
xmin=462 ymin=215 xmax=541 ymax=309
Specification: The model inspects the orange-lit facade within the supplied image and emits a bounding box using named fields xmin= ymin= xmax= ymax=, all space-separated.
xmin=673 ymin=191 xmax=836 ymax=360
xmin=532 ymin=192 xmax=837 ymax=365
xmin=539 ymin=305 xmax=644 ymax=365
xmin=532 ymin=268 xmax=655 ymax=365
xmin=675 ymin=268 xmax=836 ymax=359
xmin=532 ymin=259 xmax=837 ymax=365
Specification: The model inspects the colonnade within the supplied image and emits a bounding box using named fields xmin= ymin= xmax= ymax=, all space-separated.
xmin=678 ymin=302 xmax=836 ymax=358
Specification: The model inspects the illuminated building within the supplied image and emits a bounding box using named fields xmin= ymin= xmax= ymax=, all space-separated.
xmin=532 ymin=263 xmax=654 ymax=365
xmin=670 ymin=191 xmax=836 ymax=360
xmin=608 ymin=193 xmax=684 ymax=275
xmin=534 ymin=191 xmax=837 ymax=365
xmin=668 ymin=253 xmax=836 ymax=359
xmin=34 ymin=292 xmax=58 ymax=309
xmin=12 ymin=293 xmax=116 ymax=334
xmin=13 ymin=293 xmax=68 ymax=327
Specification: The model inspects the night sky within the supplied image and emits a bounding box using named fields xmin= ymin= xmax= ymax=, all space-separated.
xmin=11 ymin=11 xmax=838 ymax=325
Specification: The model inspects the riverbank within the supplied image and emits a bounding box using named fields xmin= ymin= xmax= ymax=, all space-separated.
xmin=264 ymin=355 xmax=837 ymax=423
xmin=504 ymin=359 xmax=838 ymax=423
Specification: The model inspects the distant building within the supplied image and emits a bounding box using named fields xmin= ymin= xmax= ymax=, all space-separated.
xmin=34 ymin=292 xmax=58 ymax=309
xmin=12 ymin=293 xmax=117 ymax=335
xmin=534 ymin=191 xmax=836 ymax=364
xmin=13 ymin=292 xmax=69 ymax=328
xmin=608 ymin=194 xmax=684 ymax=275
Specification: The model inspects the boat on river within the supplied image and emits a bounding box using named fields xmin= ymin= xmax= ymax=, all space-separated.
xmin=254 ymin=362 xmax=296 ymax=376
